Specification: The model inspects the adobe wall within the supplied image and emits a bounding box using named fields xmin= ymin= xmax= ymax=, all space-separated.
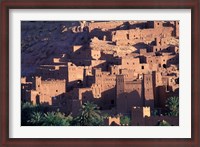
xmin=71 ymin=45 xmax=82 ymax=52
xmin=131 ymin=106 xmax=179 ymax=126
xmin=21 ymin=83 xmax=32 ymax=101
xmin=89 ymin=29 xmax=112 ymax=41
xmin=174 ymin=21 xmax=179 ymax=38
xmin=111 ymin=27 xmax=174 ymax=45
xmin=30 ymin=77 xmax=66 ymax=105
xmin=30 ymin=90 xmax=39 ymax=104
xmin=118 ymin=58 xmax=152 ymax=74
xmin=21 ymin=77 xmax=27 ymax=84
xmin=120 ymin=69 xmax=137 ymax=81
xmin=109 ymin=65 xmax=119 ymax=75
xmin=91 ymin=50 xmax=101 ymax=60
xmin=104 ymin=116 xmax=120 ymax=126
xmin=116 ymin=75 xmax=143 ymax=114
xmin=143 ymin=74 xmax=154 ymax=108
xmin=36 ymin=65 xmax=68 ymax=80
xmin=77 ymin=87 xmax=93 ymax=100
xmin=71 ymin=99 xmax=81 ymax=116
xmin=102 ymin=79 xmax=116 ymax=92
xmin=88 ymin=21 xmax=124 ymax=32
xmin=90 ymin=60 xmax=107 ymax=71
xmin=131 ymin=107 xmax=145 ymax=126
xmin=67 ymin=62 xmax=84 ymax=86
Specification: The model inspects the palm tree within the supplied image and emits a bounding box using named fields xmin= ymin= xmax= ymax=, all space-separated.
xmin=75 ymin=101 xmax=103 ymax=126
xmin=165 ymin=96 xmax=179 ymax=116
xmin=21 ymin=102 xmax=37 ymax=125
xmin=28 ymin=112 xmax=44 ymax=126
xmin=21 ymin=102 xmax=48 ymax=125
xmin=42 ymin=111 xmax=73 ymax=126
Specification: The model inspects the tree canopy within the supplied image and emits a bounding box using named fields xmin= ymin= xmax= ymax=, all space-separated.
xmin=165 ymin=96 xmax=179 ymax=116
xmin=74 ymin=101 xmax=103 ymax=126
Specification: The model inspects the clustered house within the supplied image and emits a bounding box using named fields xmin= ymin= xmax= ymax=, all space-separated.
xmin=21 ymin=21 xmax=179 ymax=126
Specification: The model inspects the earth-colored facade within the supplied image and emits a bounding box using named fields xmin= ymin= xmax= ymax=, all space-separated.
xmin=21 ymin=21 xmax=179 ymax=126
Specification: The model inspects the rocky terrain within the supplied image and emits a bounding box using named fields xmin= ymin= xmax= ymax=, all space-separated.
xmin=21 ymin=21 xmax=89 ymax=75
xmin=21 ymin=21 xmax=178 ymax=76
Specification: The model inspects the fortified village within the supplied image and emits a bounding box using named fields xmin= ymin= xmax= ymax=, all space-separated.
xmin=21 ymin=21 xmax=179 ymax=126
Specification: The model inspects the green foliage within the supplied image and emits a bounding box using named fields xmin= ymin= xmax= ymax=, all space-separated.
xmin=102 ymin=113 xmax=109 ymax=119
xmin=21 ymin=102 xmax=38 ymax=126
xmin=42 ymin=112 xmax=73 ymax=126
xmin=22 ymin=102 xmax=72 ymax=126
xmin=158 ymin=120 xmax=171 ymax=126
xmin=165 ymin=96 xmax=179 ymax=116
xmin=75 ymin=101 xmax=103 ymax=126
xmin=28 ymin=112 xmax=44 ymax=126
xmin=120 ymin=115 xmax=131 ymax=126
xmin=152 ymin=109 xmax=158 ymax=116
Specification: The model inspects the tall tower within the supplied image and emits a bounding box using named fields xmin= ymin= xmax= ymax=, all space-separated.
xmin=116 ymin=75 xmax=126 ymax=113
xmin=94 ymin=68 xmax=102 ymax=85
xmin=143 ymin=73 xmax=154 ymax=108
xmin=116 ymin=75 xmax=124 ymax=96
xmin=33 ymin=76 xmax=41 ymax=91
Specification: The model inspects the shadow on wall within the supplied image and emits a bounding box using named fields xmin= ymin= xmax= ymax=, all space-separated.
xmin=155 ymin=86 xmax=179 ymax=108
xmin=109 ymin=22 xmax=147 ymax=31
xmin=72 ymin=31 xmax=90 ymax=46
xmin=117 ymin=90 xmax=142 ymax=114
xmin=71 ymin=45 xmax=92 ymax=61
xmin=81 ymin=87 xmax=116 ymax=110
xmin=133 ymin=42 xmax=151 ymax=53
xmin=89 ymin=28 xmax=112 ymax=41
xmin=166 ymin=54 xmax=179 ymax=66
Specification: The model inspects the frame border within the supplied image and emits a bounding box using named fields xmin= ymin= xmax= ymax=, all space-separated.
xmin=1 ymin=0 xmax=199 ymax=147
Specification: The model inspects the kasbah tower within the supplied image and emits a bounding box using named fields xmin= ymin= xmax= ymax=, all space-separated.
xmin=21 ymin=21 xmax=179 ymax=126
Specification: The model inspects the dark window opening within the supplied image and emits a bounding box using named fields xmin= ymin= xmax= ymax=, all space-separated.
xmin=163 ymin=64 xmax=167 ymax=68
xmin=141 ymin=66 xmax=144 ymax=69
xmin=127 ymin=34 xmax=129 ymax=40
